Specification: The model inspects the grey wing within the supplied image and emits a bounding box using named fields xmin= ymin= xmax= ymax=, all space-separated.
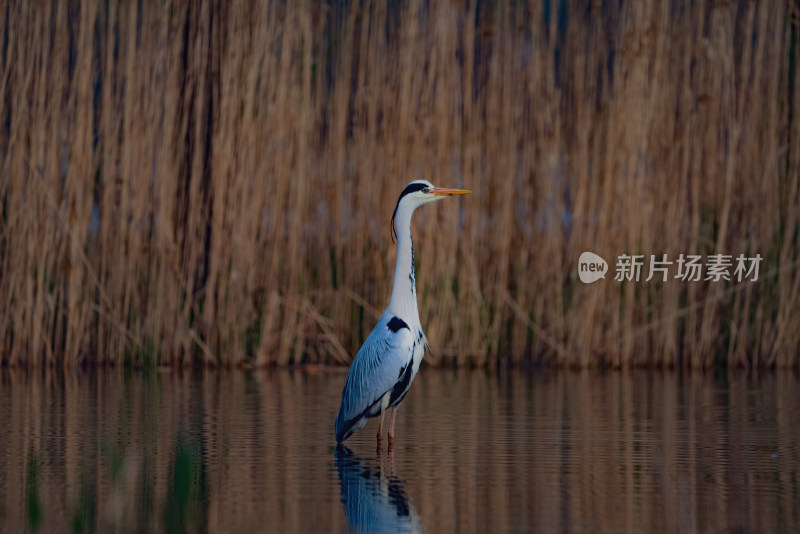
xmin=335 ymin=320 xmax=415 ymax=442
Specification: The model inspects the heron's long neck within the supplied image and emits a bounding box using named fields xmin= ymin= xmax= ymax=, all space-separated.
xmin=388 ymin=208 xmax=421 ymax=325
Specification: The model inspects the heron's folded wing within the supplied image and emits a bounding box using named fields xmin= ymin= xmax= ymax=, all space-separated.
xmin=338 ymin=322 xmax=415 ymax=424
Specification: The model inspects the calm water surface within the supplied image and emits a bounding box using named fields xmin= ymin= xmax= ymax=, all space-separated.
xmin=1 ymin=368 xmax=798 ymax=533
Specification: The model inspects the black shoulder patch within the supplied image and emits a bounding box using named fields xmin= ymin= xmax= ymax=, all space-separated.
xmin=387 ymin=316 xmax=409 ymax=333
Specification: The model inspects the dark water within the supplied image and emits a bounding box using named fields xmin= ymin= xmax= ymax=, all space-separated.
xmin=1 ymin=368 xmax=798 ymax=533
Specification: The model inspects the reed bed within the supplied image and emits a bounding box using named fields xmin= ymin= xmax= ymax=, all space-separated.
xmin=0 ymin=0 xmax=798 ymax=368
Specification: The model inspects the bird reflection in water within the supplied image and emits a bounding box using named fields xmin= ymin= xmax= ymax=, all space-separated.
xmin=335 ymin=445 xmax=422 ymax=533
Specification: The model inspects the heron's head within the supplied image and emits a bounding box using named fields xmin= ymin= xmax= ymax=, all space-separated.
xmin=390 ymin=179 xmax=471 ymax=242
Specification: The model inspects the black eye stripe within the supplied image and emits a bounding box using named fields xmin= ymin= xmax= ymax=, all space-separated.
xmin=398 ymin=183 xmax=427 ymax=199
xmin=390 ymin=182 xmax=430 ymax=243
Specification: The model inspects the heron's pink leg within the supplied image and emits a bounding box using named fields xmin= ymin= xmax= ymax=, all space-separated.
xmin=376 ymin=408 xmax=386 ymax=442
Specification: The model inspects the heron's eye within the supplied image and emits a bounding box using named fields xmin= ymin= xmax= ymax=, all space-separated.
xmin=422 ymin=187 xmax=429 ymax=193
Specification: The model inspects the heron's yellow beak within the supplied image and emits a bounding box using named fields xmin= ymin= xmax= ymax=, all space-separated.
xmin=431 ymin=187 xmax=471 ymax=197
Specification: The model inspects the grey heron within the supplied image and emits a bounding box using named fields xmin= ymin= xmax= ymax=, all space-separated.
xmin=334 ymin=179 xmax=470 ymax=445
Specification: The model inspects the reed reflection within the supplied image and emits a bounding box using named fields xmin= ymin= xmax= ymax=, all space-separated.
xmin=335 ymin=445 xmax=421 ymax=534
xmin=1 ymin=369 xmax=799 ymax=533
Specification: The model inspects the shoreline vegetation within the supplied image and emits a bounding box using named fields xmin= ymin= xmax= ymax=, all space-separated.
xmin=1 ymin=1 xmax=799 ymax=369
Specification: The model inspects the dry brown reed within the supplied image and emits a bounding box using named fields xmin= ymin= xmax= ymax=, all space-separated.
xmin=0 ymin=1 xmax=799 ymax=368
